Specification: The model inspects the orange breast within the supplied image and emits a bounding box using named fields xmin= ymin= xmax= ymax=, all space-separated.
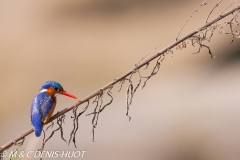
xmin=43 ymin=96 xmax=57 ymax=124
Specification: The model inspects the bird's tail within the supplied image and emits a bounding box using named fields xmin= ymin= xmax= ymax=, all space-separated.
xmin=31 ymin=113 xmax=43 ymax=137
xmin=34 ymin=125 xmax=42 ymax=137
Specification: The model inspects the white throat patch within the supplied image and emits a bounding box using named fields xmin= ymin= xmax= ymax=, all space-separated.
xmin=40 ymin=89 xmax=47 ymax=93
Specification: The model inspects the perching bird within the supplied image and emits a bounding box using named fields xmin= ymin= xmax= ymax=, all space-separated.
xmin=30 ymin=81 xmax=77 ymax=137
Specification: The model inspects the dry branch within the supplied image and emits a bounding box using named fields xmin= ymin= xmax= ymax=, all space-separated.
xmin=0 ymin=4 xmax=240 ymax=153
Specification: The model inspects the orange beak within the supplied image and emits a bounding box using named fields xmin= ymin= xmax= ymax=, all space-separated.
xmin=59 ymin=90 xmax=77 ymax=99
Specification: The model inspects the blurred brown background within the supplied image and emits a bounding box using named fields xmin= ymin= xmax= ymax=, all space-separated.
xmin=0 ymin=0 xmax=240 ymax=160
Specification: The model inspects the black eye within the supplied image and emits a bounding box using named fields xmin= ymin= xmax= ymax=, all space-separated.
xmin=54 ymin=87 xmax=58 ymax=91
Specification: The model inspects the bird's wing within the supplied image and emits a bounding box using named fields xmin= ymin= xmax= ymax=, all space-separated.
xmin=31 ymin=92 xmax=54 ymax=123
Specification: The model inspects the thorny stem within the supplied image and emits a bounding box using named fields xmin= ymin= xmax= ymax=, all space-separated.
xmin=1 ymin=5 xmax=240 ymax=152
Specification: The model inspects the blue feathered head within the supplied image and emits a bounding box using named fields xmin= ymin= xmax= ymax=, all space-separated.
xmin=40 ymin=81 xmax=64 ymax=91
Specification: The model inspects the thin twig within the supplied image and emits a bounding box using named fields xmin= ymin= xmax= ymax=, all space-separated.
xmin=176 ymin=0 xmax=208 ymax=41
xmin=206 ymin=0 xmax=223 ymax=23
xmin=221 ymin=0 xmax=240 ymax=15
xmin=136 ymin=45 xmax=160 ymax=67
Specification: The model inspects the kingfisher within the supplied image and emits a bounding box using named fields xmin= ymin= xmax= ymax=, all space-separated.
xmin=30 ymin=81 xmax=77 ymax=137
